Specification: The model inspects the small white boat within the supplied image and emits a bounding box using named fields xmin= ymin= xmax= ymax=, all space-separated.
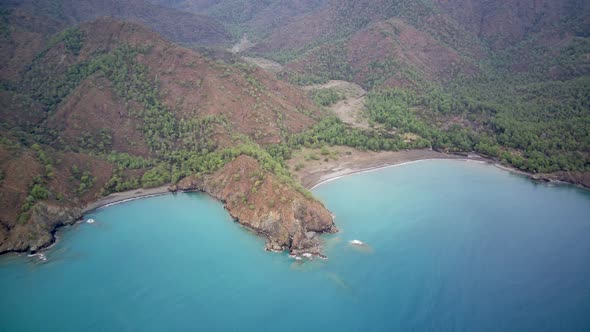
xmin=349 ymin=239 xmax=365 ymax=246
xmin=86 ymin=219 xmax=95 ymax=224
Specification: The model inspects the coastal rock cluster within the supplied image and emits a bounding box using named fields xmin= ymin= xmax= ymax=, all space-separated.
xmin=0 ymin=202 xmax=81 ymax=254
xmin=171 ymin=155 xmax=338 ymax=255
xmin=533 ymin=172 xmax=590 ymax=189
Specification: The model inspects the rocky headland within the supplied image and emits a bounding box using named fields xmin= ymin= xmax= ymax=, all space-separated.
xmin=171 ymin=155 xmax=337 ymax=255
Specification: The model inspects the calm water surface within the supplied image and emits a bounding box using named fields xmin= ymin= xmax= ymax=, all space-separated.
xmin=1 ymin=160 xmax=590 ymax=331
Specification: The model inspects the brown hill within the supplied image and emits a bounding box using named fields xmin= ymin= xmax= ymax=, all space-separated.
xmin=0 ymin=9 xmax=64 ymax=81
xmin=149 ymin=0 xmax=327 ymax=38
xmin=45 ymin=77 xmax=151 ymax=156
xmin=433 ymin=0 xmax=590 ymax=49
xmin=212 ymin=0 xmax=587 ymax=88
xmin=10 ymin=0 xmax=231 ymax=46
xmin=284 ymin=17 xmax=481 ymax=88
xmin=124 ymin=0 xmax=589 ymax=91
xmin=19 ymin=17 xmax=321 ymax=146
xmin=240 ymin=0 xmax=486 ymax=88
xmin=0 ymin=18 xmax=328 ymax=255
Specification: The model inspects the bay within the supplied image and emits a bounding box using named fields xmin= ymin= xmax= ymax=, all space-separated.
xmin=1 ymin=160 xmax=589 ymax=331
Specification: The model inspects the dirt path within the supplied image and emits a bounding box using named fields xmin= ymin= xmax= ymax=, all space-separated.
xmin=302 ymin=80 xmax=369 ymax=129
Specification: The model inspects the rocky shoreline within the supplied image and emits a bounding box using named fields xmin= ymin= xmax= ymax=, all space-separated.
xmin=0 ymin=186 xmax=176 ymax=257
xmin=1 ymin=149 xmax=587 ymax=258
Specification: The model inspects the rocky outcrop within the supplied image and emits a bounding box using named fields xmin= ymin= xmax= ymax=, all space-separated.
xmin=0 ymin=222 xmax=7 ymax=249
xmin=0 ymin=203 xmax=81 ymax=254
xmin=171 ymin=155 xmax=337 ymax=255
xmin=533 ymin=171 xmax=590 ymax=189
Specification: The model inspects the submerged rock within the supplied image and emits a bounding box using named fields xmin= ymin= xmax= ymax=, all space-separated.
xmin=173 ymin=155 xmax=338 ymax=255
xmin=348 ymin=239 xmax=373 ymax=253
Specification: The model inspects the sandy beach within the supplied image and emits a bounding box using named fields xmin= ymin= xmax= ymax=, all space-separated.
xmin=287 ymin=145 xmax=573 ymax=190
xmin=288 ymin=147 xmax=475 ymax=189
xmin=288 ymin=147 xmax=590 ymax=190
xmin=82 ymin=185 xmax=172 ymax=214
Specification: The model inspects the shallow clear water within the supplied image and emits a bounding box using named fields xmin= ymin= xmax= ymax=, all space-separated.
xmin=1 ymin=160 xmax=590 ymax=331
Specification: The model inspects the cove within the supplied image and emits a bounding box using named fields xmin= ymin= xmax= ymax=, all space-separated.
xmin=1 ymin=160 xmax=590 ymax=331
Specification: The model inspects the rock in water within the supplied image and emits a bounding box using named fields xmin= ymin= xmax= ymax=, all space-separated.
xmin=348 ymin=239 xmax=373 ymax=253
xmin=349 ymin=240 xmax=365 ymax=246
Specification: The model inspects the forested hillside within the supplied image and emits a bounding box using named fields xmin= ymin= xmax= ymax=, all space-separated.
xmin=0 ymin=17 xmax=328 ymax=253
xmin=156 ymin=0 xmax=589 ymax=175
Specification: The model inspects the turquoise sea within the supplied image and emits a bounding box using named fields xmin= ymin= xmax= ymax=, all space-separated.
xmin=1 ymin=160 xmax=590 ymax=331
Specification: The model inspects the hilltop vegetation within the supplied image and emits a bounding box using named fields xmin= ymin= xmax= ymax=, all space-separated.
xmin=187 ymin=0 xmax=589 ymax=174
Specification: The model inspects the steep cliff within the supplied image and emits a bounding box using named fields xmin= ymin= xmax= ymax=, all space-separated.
xmin=0 ymin=203 xmax=81 ymax=253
